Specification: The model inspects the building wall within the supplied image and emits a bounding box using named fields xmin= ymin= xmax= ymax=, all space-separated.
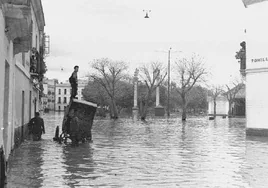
xmin=0 ymin=9 xmax=15 ymax=157
xmin=41 ymin=83 xmax=48 ymax=110
xmin=47 ymin=85 xmax=55 ymax=110
xmin=45 ymin=79 xmax=57 ymax=111
xmin=246 ymin=72 xmax=268 ymax=129
xmin=0 ymin=8 xmax=5 ymax=151
xmin=245 ymin=2 xmax=268 ymax=131
xmin=0 ymin=0 xmax=45 ymax=161
xmin=31 ymin=4 xmax=40 ymax=50
xmin=246 ymin=3 xmax=268 ymax=71
xmin=208 ymin=96 xmax=229 ymax=115
xmin=55 ymin=83 xmax=86 ymax=111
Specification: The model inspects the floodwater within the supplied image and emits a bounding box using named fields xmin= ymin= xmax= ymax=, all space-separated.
xmin=5 ymin=113 xmax=268 ymax=188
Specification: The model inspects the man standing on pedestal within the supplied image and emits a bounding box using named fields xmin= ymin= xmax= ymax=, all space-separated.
xmin=69 ymin=65 xmax=79 ymax=99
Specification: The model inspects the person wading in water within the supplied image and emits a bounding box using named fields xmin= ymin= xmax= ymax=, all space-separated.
xmin=28 ymin=112 xmax=45 ymax=141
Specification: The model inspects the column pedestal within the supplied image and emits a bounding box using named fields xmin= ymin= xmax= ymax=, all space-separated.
xmin=132 ymin=107 xmax=139 ymax=120
xmin=155 ymin=105 xmax=165 ymax=116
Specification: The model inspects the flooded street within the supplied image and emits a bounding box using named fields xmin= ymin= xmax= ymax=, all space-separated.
xmin=5 ymin=113 xmax=268 ymax=188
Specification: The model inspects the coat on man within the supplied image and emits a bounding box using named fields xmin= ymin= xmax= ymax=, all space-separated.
xmin=28 ymin=112 xmax=45 ymax=141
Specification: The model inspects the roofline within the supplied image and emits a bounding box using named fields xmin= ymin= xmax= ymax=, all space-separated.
xmin=31 ymin=0 xmax=45 ymax=30
xmin=72 ymin=99 xmax=97 ymax=107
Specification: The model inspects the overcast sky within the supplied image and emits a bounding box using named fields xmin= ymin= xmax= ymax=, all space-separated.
xmin=42 ymin=0 xmax=249 ymax=85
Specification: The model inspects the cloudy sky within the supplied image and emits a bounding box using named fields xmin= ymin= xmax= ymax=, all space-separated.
xmin=42 ymin=0 xmax=249 ymax=85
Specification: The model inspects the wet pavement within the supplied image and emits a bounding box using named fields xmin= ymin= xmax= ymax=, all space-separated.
xmin=5 ymin=113 xmax=268 ymax=188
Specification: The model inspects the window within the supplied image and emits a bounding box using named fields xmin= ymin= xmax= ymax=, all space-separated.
xmin=58 ymin=106 xmax=61 ymax=111
xmin=64 ymin=89 xmax=67 ymax=95
xmin=58 ymin=89 xmax=61 ymax=95
xmin=64 ymin=97 xmax=67 ymax=104
xmin=64 ymin=106 xmax=66 ymax=110
xmin=22 ymin=52 xmax=25 ymax=67
xmin=58 ymin=97 xmax=61 ymax=104
xmin=36 ymin=35 xmax=38 ymax=48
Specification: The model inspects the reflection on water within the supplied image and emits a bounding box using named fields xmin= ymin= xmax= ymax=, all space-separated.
xmin=5 ymin=113 xmax=268 ymax=187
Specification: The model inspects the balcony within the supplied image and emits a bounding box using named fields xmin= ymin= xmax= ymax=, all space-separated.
xmin=1 ymin=1 xmax=32 ymax=55
xmin=30 ymin=47 xmax=47 ymax=80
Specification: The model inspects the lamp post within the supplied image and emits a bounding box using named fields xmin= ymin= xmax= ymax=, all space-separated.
xmin=155 ymin=48 xmax=181 ymax=117
xmin=167 ymin=48 xmax=171 ymax=117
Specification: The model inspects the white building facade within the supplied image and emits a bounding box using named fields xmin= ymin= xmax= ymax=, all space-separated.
xmin=207 ymin=96 xmax=229 ymax=116
xmin=0 ymin=0 xmax=46 ymax=174
xmin=243 ymin=0 xmax=268 ymax=136
xmin=55 ymin=81 xmax=87 ymax=112
xmin=42 ymin=78 xmax=57 ymax=111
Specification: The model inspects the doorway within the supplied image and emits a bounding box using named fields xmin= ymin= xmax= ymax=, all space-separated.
xmin=3 ymin=61 xmax=10 ymax=154
xmin=21 ymin=91 xmax=25 ymax=140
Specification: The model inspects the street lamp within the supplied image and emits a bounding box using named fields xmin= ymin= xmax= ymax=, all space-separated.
xmin=155 ymin=48 xmax=182 ymax=117
xmin=167 ymin=47 xmax=171 ymax=117
xmin=143 ymin=10 xmax=151 ymax=18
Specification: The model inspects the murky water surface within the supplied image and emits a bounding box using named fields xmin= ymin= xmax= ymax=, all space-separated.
xmin=5 ymin=113 xmax=268 ymax=188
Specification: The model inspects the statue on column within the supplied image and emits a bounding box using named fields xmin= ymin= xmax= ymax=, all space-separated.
xmin=134 ymin=68 xmax=139 ymax=82
xmin=235 ymin=41 xmax=246 ymax=76
xmin=133 ymin=68 xmax=139 ymax=119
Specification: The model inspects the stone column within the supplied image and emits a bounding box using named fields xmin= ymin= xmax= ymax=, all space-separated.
xmin=156 ymin=84 xmax=160 ymax=106
xmin=154 ymin=69 xmax=165 ymax=116
xmin=132 ymin=69 xmax=139 ymax=119
xmin=134 ymin=81 xmax=138 ymax=108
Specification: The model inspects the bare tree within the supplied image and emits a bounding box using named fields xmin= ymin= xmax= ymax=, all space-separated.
xmin=209 ymin=85 xmax=224 ymax=118
xmin=82 ymin=80 xmax=109 ymax=117
xmin=139 ymin=62 xmax=167 ymax=120
xmin=174 ymin=54 xmax=207 ymax=121
xmin=89 ymin=58 xmax=128 ymax=119
xmin=224 ymin=81 xmax=244 ymax=117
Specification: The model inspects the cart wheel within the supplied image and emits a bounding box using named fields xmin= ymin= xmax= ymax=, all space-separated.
xmin=53 ymin=126 xmax=60 ymax=142
xmin=59 ymin=133 xmax=65 ymax=144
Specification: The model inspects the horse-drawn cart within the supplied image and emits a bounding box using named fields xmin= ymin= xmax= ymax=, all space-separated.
xmin=54 ymin=99 xmax=97 ymax=144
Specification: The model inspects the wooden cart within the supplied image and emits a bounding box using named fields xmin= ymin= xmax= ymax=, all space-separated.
xmin=54 ymin=99 xmax=97 ymax=144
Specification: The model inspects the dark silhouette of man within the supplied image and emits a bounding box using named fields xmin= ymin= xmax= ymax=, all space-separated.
xmin=28 ymin=112 xmax=45 ymax=141
xmin=69 ymin=65 xmax=79 ymax=99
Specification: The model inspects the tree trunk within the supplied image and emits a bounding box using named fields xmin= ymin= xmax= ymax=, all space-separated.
xmin=181 ymin=95 xmax=187 ymax=121
xmin=140 ymin=100 xmax=148 ymax=120
xmin=228 ymin=101 xmax=232 ymax=117
xmin=141 ymin=92 xmax=151 ymax=121
xmin=112 ymin=99 xmax=118 ymax=119
xmin=139 ymin=100 xmax=143 ymax=115
xmin=99 ymin=101 xmax=106 ymax=117
xmin=109 ymin=98 xmax=118 ymax=119
xmin=213 ymin=100 xmax=216 ymax=118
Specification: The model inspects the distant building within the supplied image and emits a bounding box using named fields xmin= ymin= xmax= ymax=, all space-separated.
xmin=42 ymin=78 xmax=58 ymax=111
xmin=207 ymin=85 xmax=245 ymax=117
xmin=55 ymin=80 xmax=87 ymax=112
xmin=41 ymin=82 xmax=48 ymax=110
xmin=208 ymin=96 xmax=229 ymax=116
